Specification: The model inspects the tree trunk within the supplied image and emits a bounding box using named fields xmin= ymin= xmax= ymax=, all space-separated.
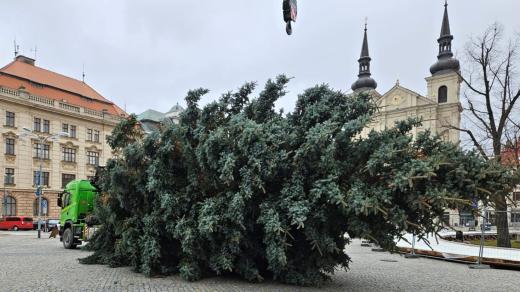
xmin=494 ymin=195 xmax=511 ymax=248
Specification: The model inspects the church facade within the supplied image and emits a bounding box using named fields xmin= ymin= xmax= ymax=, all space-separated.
xmin=352 ymin=3 xmax=462 ymax=146
xmin=351 ymin=3 xmax=466 ymax=227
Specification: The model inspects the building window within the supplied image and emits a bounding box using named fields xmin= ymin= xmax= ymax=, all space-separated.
xmin=5 ymin=111 xmax=15 ymax=127
xmin=62 ymin=147 xmax=76 ymax=162
xmin=441 ymin=212 xmax=450 ymax=226
xmin=513 ymin=192 xmax=520 ymax=201
xmin=5 ymin=168 xmax=14 ymax=185
xmin=34 ymin=117 xmax=41 ymax=132
xmin=33 ymin=198 xmax=48 ymax=216
xmin=438 ymin=86 xmax=448 ymax=103
xmin=459 ymin=211 xmax=474 ymax=226
xmin=63 ymin=124 xmax=77 ymax=138
xmin=87 ymin=129 xmax=100 ymax=143
xmin=87 ymin=151 xmax=100 ymax=166
xmin=70 ymin=125 xmax=77 ymax=138
xmin=5 ymin=138 xmax=15 ymax=155
xmin=30 ymin=81 xmax=44 ymax=89
xmin=62 ymin=174 xmax=76 ymax=189
xmin=33 ymin=171 xmax=50 ymax=187
xmin=3 ymin=196 xmax=16 ymax=216
xmin=33 ymin=143 xmax=50 ymax=159
xmin=485 ymin=211 xmax=496 ymax=225
xmin=43 ymin=119 xmax=50 ymax=133
xmin=512 ymin=210 xmax=520 ymax=223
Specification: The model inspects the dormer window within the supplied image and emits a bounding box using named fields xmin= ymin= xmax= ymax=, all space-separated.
xmin=30 ymin=81 xmax=44 ymax=88
xmin=438 ymin=86 xmax=448 ymax=103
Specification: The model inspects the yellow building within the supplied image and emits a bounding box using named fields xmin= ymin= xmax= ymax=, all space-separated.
xmin=350 ymin=3 xmax=472 ymax=227
xmin=352 ymin=3 xmax=461 ymax=146
xmin=1 ymin=55 xmax=125 ymax=219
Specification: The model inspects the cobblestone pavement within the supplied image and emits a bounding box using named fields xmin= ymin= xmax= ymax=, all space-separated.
xmin=1 ymin=231 xmax=519 ymax=292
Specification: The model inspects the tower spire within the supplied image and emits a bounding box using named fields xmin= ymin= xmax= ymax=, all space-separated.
xmin=351 ymin=19 xmax=377 ymax=92
xmin=430 ymin=1 xmax=460 ymax=75
xmin=361 ymin=18 xmax=369 ymax=58
xmin=440 ymin=1 xmax=451 ymax=37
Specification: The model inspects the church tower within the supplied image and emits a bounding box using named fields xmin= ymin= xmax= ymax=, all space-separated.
xmin=351 ymin=23 xmax=377 ymax=92
xmin=426 ymin=1 xmax=461 ymax=105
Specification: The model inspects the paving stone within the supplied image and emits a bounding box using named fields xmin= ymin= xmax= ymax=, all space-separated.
xmin=0 ymin=230 xmax=518 ymax=291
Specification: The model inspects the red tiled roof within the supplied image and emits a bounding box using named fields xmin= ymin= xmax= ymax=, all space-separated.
xmin=0 ymin=57 xmax=125 ymax=116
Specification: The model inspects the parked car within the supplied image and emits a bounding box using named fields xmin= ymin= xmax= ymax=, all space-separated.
xmin=32 ymin=219 xmax=46 ymax=231
xmin=45 ymin=219 xmax=60 ymax=232
xmin=0 ymin=216 xmax=33 ymax=231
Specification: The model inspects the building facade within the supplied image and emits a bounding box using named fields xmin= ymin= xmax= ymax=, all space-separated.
xmin=351 ymin=3 xmax=468 ymax=227
xmin=500 ymin=142 xmax=520 ymax=228
xmin=1 ymin=55 xmax=125 ymax=219
xmin=353 ymin=3 xmax=461 ymax=145
xmin=350 ymin=3 xmax=520 ymax=229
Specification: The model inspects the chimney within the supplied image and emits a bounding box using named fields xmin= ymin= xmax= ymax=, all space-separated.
xmin=15 ymin=55 xmax=35 ymax=66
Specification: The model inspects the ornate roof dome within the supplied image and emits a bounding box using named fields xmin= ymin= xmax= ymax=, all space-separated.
xmin=430 ymin=1 xmax=460 ymax=75
xmin=167 ymin=103 xmax=184 ymax=114
xmin=430 ymin=57 xmax=460 ymax=76
xmin=351 ymin=75 xmax=377 ymax=92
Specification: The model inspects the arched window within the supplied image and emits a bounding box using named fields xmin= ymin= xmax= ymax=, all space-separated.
xmin=33 ymin=198 xmax=48 ymax=216
xmin=438 ymin=86 xmax=448 ymax=103
xmin=3 ymin=196 xmax=16 ymax=216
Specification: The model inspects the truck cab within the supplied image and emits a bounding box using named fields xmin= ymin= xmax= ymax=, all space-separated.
xmin=57 ymin=179 xmax=97 ymax=249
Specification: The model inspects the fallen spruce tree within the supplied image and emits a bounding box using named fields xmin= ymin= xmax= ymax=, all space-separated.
xmin=81 ymin=76 xmax=518 ymax=286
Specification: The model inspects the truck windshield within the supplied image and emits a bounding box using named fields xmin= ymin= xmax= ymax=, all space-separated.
xmin=63 ymin=192 xmax=71 ymax=207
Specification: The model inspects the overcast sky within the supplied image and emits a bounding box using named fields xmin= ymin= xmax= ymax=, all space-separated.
xmin=0 ymin=0 xmax=518 ymax=115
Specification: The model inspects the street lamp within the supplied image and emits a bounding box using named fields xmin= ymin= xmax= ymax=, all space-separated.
xmin=18 ymin=127 xmax=69 ymax=239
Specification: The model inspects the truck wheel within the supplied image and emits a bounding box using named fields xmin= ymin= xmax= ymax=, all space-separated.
xmin=63 ymin=228 xmax=77 ymax=249
xmin=13 ymin=226 xmax=18 ymax=231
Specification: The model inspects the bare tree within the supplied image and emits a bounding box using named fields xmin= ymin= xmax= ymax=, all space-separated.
xmin=456 ymin=23 xmax=520 ymax=247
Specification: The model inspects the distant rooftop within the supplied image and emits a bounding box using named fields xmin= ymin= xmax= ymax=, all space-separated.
xmin=138 ymin=109 xmax=166 ymax=122
xmin=0 ymin=55 xmax=125 ymax=116
xmin=137 ymin=104 xmax=184 ymax=133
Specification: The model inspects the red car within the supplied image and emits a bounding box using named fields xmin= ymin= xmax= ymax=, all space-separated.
xmin=0 ymin=216 xmax=34 ymax=231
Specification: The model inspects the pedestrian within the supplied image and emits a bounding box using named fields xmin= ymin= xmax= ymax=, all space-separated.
xmin=49 ymin=226 xmax=58 ymax=238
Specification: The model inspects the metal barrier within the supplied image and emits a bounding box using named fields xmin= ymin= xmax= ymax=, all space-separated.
xmin=400 ymin=210 xmax=520 ymax=268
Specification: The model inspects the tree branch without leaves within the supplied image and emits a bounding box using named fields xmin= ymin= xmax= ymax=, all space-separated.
xmin=448 ymin=125 xmax=488 ymax=158
xmin=459 ymin=23 xmax=520 ymax=160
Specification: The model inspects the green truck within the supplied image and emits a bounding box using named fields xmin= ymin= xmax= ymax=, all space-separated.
xmin=57 ymin=179 xmax=98 ymax=249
